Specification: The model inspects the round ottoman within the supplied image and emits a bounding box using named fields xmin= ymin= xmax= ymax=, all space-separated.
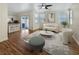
xmin=29 ymin=36 xmax=45 ymax=52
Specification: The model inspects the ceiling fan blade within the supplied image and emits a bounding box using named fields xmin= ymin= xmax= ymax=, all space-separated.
xmin=39 ymin=3 xmax=52 ymax=9
xmin=45 ymin=6 xmax=48 ymax=9
xmin=45 ymin=5 xmax=52 ymax=9
xmin=46 ymin=5 xmax=52 ymax=7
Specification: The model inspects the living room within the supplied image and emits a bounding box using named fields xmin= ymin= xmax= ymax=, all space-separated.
xmin=0 ymin=3 xmax=79 ymax=55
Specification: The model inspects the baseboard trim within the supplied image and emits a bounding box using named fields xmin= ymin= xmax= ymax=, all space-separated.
xmin=0 ymin=37 xmax=8 ymax=42
xmin=29 ymin=28 xmax=40 ymax=33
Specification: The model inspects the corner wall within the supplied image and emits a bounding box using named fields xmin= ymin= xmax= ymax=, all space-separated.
xmin=0 ymin=4 xmax=8 ymax=42
xmin=71 ymin=4 xmax=79 ymax=32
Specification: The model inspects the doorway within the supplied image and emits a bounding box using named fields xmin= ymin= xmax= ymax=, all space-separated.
xmin=21 ymin=16 xmax=29 ymax=30
xmin=21 ymin=16 xmax=29 ymax=38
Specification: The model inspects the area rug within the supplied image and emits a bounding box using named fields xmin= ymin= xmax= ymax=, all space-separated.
xmin=24 ymin=30 xmax=73 ymax=55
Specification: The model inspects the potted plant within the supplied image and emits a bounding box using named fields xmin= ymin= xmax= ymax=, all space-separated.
xmin=61 ymin=21 xmax=68 ymax=28
xmin=45 ymin=28 xmax=48 ymax=33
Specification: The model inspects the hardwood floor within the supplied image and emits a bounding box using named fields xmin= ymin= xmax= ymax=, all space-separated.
xmin=68 ymin=37 xmax=79 ymax=54
xmin=0 ymin=30 xmax=48 ymax=55
xmin=0 ymin=29 xmax=79 ymax=55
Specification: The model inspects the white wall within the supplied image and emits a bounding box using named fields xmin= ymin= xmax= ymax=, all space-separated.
xmin=8 ymin=15 xmax=17 ymax=22
xmin=32 ymin=4 xmax=72 ymax=30
xmin=16 ymin=11 xmax=33 ymax=30
xmin=15 ymin=5 xmax=40 ymax=31
xmin=32 ymin=11 xmax=40 ymax=30
xmin=0 ymin=4 xmax=8 ymax=42
xmin=71 ymin=4 xmax=79 ymax=32
xmin=8 ymin=3 xmax=73 ymax=31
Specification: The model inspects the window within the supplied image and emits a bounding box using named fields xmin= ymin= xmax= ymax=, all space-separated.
xmin=69 ymin=9 xmax=72 ymax=25
xmin=59 ymin=9 xmax=72 ymax=28
xmin=59 ymin=11 xmax=68 ymax=24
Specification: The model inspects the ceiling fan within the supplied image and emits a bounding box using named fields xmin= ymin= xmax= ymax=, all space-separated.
xmin=40 ymin=3 xmax=52 ymax=9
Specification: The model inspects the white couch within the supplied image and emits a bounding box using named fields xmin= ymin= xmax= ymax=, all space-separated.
xmin=72 ymin=32 xmax=79 ymax=46
xmin=43 ymin=23 xmax=62 ymax=32
xmin=63 ymin=31 xmax=73 ymax=44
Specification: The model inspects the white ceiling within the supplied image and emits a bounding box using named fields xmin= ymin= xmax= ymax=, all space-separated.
xmin=8 ymin=3 xmax=72 ymax=15
xmin=8 ymin=3 xmax=34 ymax=15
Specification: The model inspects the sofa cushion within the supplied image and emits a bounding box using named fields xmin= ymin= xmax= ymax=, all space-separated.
xmin=43 ymin=23 xmax=61 ymax=32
